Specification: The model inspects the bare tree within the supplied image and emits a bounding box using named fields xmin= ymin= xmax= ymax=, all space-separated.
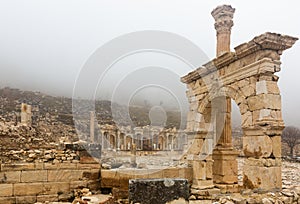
xmin=282 ymin=126 xmax=300 ymax=157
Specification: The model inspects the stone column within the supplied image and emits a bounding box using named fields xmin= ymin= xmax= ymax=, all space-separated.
xmin=211 ymin=5 xmax=239 ymax=191
xmin=211 ymin=5 xmax=235 ymax=147
xmin=90 ymin=111 xmax=95 ymax=143
xmin=131 ymin=143 xmax=137 ymax=167
xmin=21 ymin=103 xmax=32 ymax=125
xmin=211 ymin=5 xmax=235 ymax=57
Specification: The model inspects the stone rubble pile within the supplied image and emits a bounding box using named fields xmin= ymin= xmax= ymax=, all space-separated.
xmin=0 ymin=120 xmax=78 ymax=163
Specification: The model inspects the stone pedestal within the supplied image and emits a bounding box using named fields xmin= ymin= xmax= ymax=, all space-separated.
xmin=243 ymin=158 xmax=282 ymax=190
xmin=212 ymin=148 xmax=239 ymax=187
xmin=191 ymin=159 xmax=214 ymax=190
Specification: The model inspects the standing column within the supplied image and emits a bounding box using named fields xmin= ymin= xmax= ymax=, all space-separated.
xmin=212 ymin=5 xmax=235 ymax=148
xmin=211 ymin=5 xmax=239 ymax=191
xmin=90 ymin=111 xmax=95 ymax=143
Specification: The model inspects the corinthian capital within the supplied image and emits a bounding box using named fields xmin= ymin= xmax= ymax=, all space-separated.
xmin=211 ymin=5 xmax=235 ymax=33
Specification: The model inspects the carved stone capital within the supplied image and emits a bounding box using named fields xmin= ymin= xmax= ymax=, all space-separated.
xmin=211 ymin=5 xmax=235 ymax=33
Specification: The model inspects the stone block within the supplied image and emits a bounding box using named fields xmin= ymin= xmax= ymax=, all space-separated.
xmin=36 ymin=194 xmax=58 ymax=202
xmin=243 ymin=165 xmax=281 ymax=190
xmin=163 ymin=168 xmax=179 ymax=178
xmin=147 ymin=169 xmax=163 ymax=179
xmin=1 ymin=163 xmax=35 ymax=171
xmin=44 ymin=162 xmax=77 ymax=170
xmin=188 ymin=138 xmax=204 ymax=155
xmin=241 ymin=111 xmax=253 ymax=127
xmin=271 ymin=136 xmax=281 ymax=158
xmin=82 ymin=169 xmax=100 ymax=180
xmin=0 ymin=171 xmax=21 ymax=183
xmin=266 ymin=81 xmax=280 ymax=94
xmin=241 ymin=83 xmax=255 ymax=97
xmin=70 ymin=180 xmax=88 ymax=190
xmin=0 ymin=196 xmax=15 ymax=204
xmin=14 ymin=183 xmax=43 ymax=196
xmin=192 ymin=179 xmax=214 ymax=190
xmin=21 ymin=170 xmax=47 ymax=182
xmin=0 ymin=183 xmax=13 ymax=196
xmin=256 ymin=80 xmax=268 ymax=94
xmin=193 ymin=160 xmax=206 ymax=180
xmin=16 ymin=196 xmax=37 ymax=204
xmin=112 ymin=187 xmax=128 ymax=199
xmin=101 ymin=170 xmax=119 ymax=188
xmin=42 ymin=182 xmax=70 ymax=195
xmin=77 ymin=163 xmax=101 ymax=170
xmin=34 ymin=163 xmax=44 ymax=170
xmin=247 ymin=94 xmax=281 ymax=111
xmin=206 ymin=160 xmax=213 ymax=179
xmin=129 ymin=178 xmax=189 ymax=204
xmin=47 ymin=169 xmax=83 ymax=182
xmin=179 ymin=168 xmax=193 ymax=182
xmin=243 ymin=135 xmax=273 ymax=158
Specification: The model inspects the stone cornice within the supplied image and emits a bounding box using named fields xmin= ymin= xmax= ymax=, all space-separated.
xmin=181 ymin=32 xmax=298 ymax=84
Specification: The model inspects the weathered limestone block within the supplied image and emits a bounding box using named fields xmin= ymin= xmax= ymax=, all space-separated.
xmin=244 ymin=158 xmax=281 ymax=167
xmin=0 ymin=171 xmax=21 ymax=183
xmin=259 ymin=109 xmax=271 ymax=119
xmin=21 ymin=170 xmax=47 ymax=182
xmin=101 ymin=170 xmax=119 ymax=188
xmin=129 ymin=178 xmax=189 ymax=204
xmin=148 ymin=169 xmax=163 ymax=179
xmin=205 ymin=160 xmax=213 ymax=179
xmin=256 ymin=80 xmax=268 ymax=94
xmin=14 ymin=183 xmax=44 ymax=196
xmin=16 ymin=196 xmax=36 ymax=204
xmin=188 ymin=138 xmax=204 ymax=155
xmin=36 ymin=195 xmax=58 ymax=203
xmin=240 ymin=83 xmax=256 ymax=97
xmin=237 ymin=78 xmax=250 ymax=88
xmin=43 ymin=182 xmax=70 ymax=195
xmin=270 ymin=110 xmax=282 ymax=120
xmin=0 ymin=184 xmax=13 ymax=196
xmin=247 ymin=94 xmax=281 ymax=111
xmin=266 ymin=81 xmax=280 ymax=94
xmin=243 ymin=135 xmax=273 ymax=158
xmin=212 ymin=149 xmax=239 ymax=184
xmin=192 ymin=179 xmax=214 ymax=190
xmin=1 ymin=163 xmax=35 ymax=171
xmin=47 ymin=169 xmax=83 ymax=182
xmin=243 ymin=165 xmax=281 ymax=190
xmin=0 ymin=196 xmax=15 ymax=204
xmin=163 ymin=168 xmax=180 ymax=178
xmin=271 ymin=136 xmax=281 ymax=158
xmin=70 ymin=180 xmax=88 ymax=190
xmin=77 ymin=163 xmax=101 ymax=170
xmin=44 ymin=162 xmax=77 ymax=170
xmin=241 ymin=111 xmax=252 ymax=127
xmin=193 ymin=160 xmax=206 ymax=180
xmin=238 ymin=102 xmax=249 ymax=114
xmin=195 ymin=112 xmax=203 ymax=122
xmin=179 ymin=168 xmax=193 ymax=183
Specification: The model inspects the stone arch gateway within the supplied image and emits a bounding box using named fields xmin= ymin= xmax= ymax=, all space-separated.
xmin=181 ymin=5 xmax=298 ymax=192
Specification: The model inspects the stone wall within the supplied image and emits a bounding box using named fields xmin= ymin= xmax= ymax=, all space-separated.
xmin=101 ymin=167 xmax=193 ymax=199
xmin=0 ymin=161 xmax=101 ymax=204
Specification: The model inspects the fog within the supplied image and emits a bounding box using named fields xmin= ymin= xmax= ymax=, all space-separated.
xmin=0 ymin=0 xmax=299 ymax=126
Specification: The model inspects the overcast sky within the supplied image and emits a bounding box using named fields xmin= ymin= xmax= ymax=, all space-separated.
xmin=0 ymin=0 xmax=299 ymax=126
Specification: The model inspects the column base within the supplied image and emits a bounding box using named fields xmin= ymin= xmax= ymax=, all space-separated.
xmin=212 ymin=148 xmax=239 ymax=185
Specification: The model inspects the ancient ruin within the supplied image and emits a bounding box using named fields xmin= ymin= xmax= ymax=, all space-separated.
xmin=0 ymin=4 xmax=299 ymax=204
xmin=181 ymin=4 xmax=298 ymax=194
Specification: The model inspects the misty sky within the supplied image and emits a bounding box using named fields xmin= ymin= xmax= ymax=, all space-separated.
xmin=0 ymin=0 xmax=299 ymax=126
